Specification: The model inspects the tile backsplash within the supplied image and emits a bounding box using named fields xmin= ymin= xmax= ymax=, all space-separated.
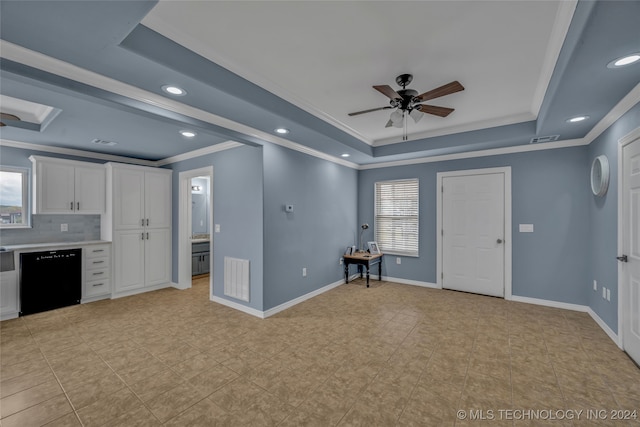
xmin=0 ymin=215 xmax=101 ymax=246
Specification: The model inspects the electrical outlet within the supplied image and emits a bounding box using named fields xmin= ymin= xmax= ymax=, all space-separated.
xmin=60 ymin=223 xmax=68 ymax=232
xmin=302 ymin=267 xmax=307 ymax=277
xmin=602 ymin=287 xmax=607 ymax=299
xmin=606 ymin=288 xmax=610 ymax=301
xmin=593 ymin=280 xmax=597 ymax=291
xmin=339 ymin=258 xmax=343 ymax=265
xmin=396 ymin=257 xmax=401 ymax=265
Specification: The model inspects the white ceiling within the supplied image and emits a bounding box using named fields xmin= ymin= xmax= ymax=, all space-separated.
xmin=143 ymin=0 xmax=574 ymax=146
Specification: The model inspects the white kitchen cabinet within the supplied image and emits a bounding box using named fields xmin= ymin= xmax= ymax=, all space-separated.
xmin=105 ymin=163 xmax=172 ymax=297
xmin=112 ymin=167 xmax=170 ymax=230
xmin=83 ymin=244 xmax=111 ymax=300
xmin=0 ymin=270 xmax=19 ymax=320
xmin=30 ymin=156 xmax=105 ymax=214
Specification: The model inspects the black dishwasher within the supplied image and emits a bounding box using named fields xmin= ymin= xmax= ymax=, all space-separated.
xmin=20 ymin=249 xmax=82 ymax=316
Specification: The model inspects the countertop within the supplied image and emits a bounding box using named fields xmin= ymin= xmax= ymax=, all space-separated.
xmin=0 ymin=240 xmax=111 ymax=252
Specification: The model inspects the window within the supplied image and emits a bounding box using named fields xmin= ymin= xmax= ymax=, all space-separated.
xmin=0 ymin=167 xmax=29 ymax=228
xmin=374 ymin=179 xmax=419 ymax=257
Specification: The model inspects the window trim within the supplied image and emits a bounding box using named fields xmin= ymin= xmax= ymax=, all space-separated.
xmin=374 ymin=178 xmax=419 ymax=257
xmin=0 ymin=166 xmax=31 ymax=229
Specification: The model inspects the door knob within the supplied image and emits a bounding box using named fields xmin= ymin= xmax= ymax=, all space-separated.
xmin=617 ymin=255 xmax=628 ymax=262
xmin=497 ymin=239 xmax=503 ymax=244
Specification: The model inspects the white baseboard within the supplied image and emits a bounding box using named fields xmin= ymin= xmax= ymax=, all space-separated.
xmin=81 ymin=294 xmax=110 ymax=304
xmin=1 ymin=311 xmax=19 ymax=321
xmin=111 ymin=282 xmax=171 ymax=299
xmin=263 ymin=278 xmax=345 ymax=318
xmin=382 ymin=276 xmax=439 ymax=289
xmin=210 ymin=295 xmax=265 ymax=319
xmin=587 ymin=307 xmax=621 ymax=349
xmin=510 ymin=295 xmax=589 ymax=312
xmin=171 ymin=281 xmax=191 ymax=290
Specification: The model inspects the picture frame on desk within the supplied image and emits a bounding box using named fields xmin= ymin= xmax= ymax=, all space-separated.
xmin=367 ymin=241 xmax=381 ymax=255
xmin=345 ymin=246 xmax=352 ymax=255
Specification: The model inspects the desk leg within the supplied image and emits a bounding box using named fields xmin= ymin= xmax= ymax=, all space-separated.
xmin=344 ymin=264 xmax=349 ymax=284
xmin=366 ymin=265 xmax=370 ymax=288
xmin=378 ymin=261 xmax=382 ymax=281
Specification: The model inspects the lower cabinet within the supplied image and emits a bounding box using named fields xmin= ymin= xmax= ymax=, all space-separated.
xmin=114 ymin=228 xmax=171 ymax=295
xmin=83 ymin=244 xmax=111 ymax=300
xmin=191 ymin=252 xmax=210 ymax=276
xmin=0 ymin=270 xmax=18 ymax=320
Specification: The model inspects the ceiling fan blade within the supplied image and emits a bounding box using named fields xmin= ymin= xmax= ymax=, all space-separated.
xmin=416 ymin=104 xmax=455 ymax=117
xmin=348 ymin=106 xmax=392 ymax=116
xmin=373 ymin=85 xmax=402 ymax=100
xmin=415 ymin=81 xmax=464 ymax=102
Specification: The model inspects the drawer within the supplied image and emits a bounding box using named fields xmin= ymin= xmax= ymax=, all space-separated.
xmin=85 ymin=245 xmax=110 ymax=259
xmin=86 ymin=256 xmax=110 ymax=270
xmin=86 ymin=267 xmax=109 ymax=282
xmin=85 ymin=278 xmax=110 ymax=297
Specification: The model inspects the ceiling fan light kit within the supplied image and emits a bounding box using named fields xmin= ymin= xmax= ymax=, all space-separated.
xmin=349 ymin=74 xmax=464 ymax=141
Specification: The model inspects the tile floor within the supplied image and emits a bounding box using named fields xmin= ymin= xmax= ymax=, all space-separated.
xmin=1 ymin=277 xmax=639 ymax=426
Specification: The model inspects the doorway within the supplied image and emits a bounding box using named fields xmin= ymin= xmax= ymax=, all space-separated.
xmin=437 ymin=167 xmax=512 ymax=298
xmin=178 ymin=167 xmax=213 ymax=297
xmin=619 ymin=130 xmax=640 ymax=365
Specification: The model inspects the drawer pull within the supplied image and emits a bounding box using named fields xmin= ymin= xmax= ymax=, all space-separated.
xmin=92 ymin=272 xmax=104 ymax=276
xmin=92 ymin=260 xmax=104 ymax=264
xmin=92 ymin=283 xmax=104 ymax=287
xmin=92 ymin=249 xmax=104 ymax=253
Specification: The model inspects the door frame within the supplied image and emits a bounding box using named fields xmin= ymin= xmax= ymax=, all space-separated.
xmin=436 ymin=166 xmax=512 ymax=299
xmin=618 ymin=127 xmax=640 ymax=350
xmin=178 ymin=166 xmax=214 ymax=293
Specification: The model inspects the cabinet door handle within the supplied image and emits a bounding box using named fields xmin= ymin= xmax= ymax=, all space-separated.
xmin=146 ymin=218 xmax=149 ymax=226
xmin=141 ymin=218 xmax=145 ymax=226
xmin=141 ymin=232 xmax=144 ymax=240
xmin=70 ymin=202 xmax=74 ymax=211
xmin=77 ymin=202 xmax=80 ymax=210
xmin=146 ymin=232 xmax=149 ymax=240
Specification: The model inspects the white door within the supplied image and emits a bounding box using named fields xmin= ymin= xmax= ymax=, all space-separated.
xmin=622 ymin=137 xmax=640 ymax=365
xmin=75 ymin=166 xmax=105 ymax=213
xmin=144 ymin=171 xmax=171 ymax=228
xmin=113 ymin=169 xmax=145 ymax=230
xmin=114 ymin=230 xmax=145 ymax=293
xmin=442 ymin=173 xmax=505 ymax=297
xmin=145 ymin=228 xmax=171 ymax=287
xmin=37 ymin=161 xmax=75 ymax=213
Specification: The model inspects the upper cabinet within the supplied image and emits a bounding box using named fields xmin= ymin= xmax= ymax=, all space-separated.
xmin=110 ymin=164 xmax=171 ymax=230
xmin=30 ymin=156 xmax=106 ymax=214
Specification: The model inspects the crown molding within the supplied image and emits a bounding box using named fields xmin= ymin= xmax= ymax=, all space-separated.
xmin=156 ymin=141 xmax=244 ymax=166
xmin=0 ymin=138 xmax=158 ymax=166
xmin=583 ymin=82 xmax=640 ymax=145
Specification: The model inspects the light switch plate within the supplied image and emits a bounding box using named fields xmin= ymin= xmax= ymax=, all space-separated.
xmin=519 ymin=224 xmax=534 ymax=233
xmin=602 ymin=287 xmax=607 ymax=299
xmin=215 ymin=224 xmax=220 ymax=233
xmin=606 ymin=288 xmax=610 ymax=301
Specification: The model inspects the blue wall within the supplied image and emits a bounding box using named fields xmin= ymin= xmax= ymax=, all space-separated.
xmin=588 ymin=102 xmax=640 ymax=333
xmin=165 ymin=145 xmax=265 ymax=311
xmin=262 ymin=144 xmax=358 ymax=310
xmin=358 ymin=145 xmax=591 ymax=305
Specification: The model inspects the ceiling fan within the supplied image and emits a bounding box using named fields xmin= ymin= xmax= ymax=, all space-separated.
xmin=0 ymin=112 xmax=21 ymax=127
xmin=348 ymin=74 xmax=464 ymax=140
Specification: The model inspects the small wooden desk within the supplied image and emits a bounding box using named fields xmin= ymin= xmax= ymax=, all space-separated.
xmin=343 ymin=252 xmax=383 ymax=287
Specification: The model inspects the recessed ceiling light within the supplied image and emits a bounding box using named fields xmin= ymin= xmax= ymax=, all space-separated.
xmin=567 ymin=116 xmax=589 ymax=123
xmin=341 ymin=153 xmax=350 ymax=158
xmin=274 ymin=128 xmax=289 ymax=135
xmin=607 ymin=53 xmax=640 ymax=68
xmin=162 ymin=85 xmax=186 ymax=96
xmin=180 ymin=130 xmax=197 ymax=138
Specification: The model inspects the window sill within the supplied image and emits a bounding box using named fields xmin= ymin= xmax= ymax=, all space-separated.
xmin=0 ymin=225 xmax=32 ymax=230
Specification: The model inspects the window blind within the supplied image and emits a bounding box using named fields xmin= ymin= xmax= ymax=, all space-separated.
xmin=374 ymin=179 xmax=419 ymax=257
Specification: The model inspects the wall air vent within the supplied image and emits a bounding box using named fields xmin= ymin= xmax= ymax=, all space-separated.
xmin=530 ymin=135 xmax=560 ymax=144
xmin=92 ymin=138 xmax=118 ymax=146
